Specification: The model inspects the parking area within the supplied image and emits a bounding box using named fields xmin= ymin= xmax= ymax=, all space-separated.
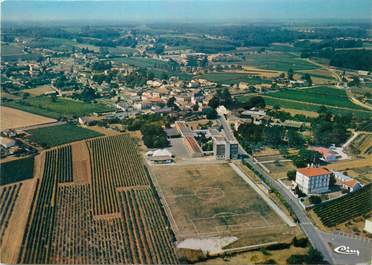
xmin=320 ymin=230 xmax=372 ymax=264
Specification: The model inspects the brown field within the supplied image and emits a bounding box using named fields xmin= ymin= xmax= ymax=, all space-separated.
xmin=151 ymin=163 xmax=293 ymax=248
xmin=71 ymin=141 xmax=91 ymax=184
xmin=241 ymin=67 xmax=281 ymax=78
xmin=196 ymin=245 xmax=309 ymax=265
xmin=281 ymin=108 xmax=319 ymax=118
xmin=22 ymin=85 xmax=54 ymax=96
xmin=0 ymin=106 xmax=56 ymax=130
xmin=0 ymin=179 xmax=38 ymax=264
xmin=265 ymin=161 xmax=296 ymax=179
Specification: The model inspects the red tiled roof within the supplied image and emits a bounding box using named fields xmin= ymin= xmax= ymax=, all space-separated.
xmin=343 ymin=179 xmax=359 ymax=188
xmin=297 ymin=167 xmax=330 ymax=177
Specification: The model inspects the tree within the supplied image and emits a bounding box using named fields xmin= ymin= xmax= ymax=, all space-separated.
xmin=263 ymin=126 xmax=284 ymax=147
xmin=287 ymin=255 xmax=305 ymax=265
xmin=192 ymin=104 xmax=199 ymax=111
xmin=167 ymin=97 xmax=177 ymax=108
xmin=309 ymin=195 xmax=322 ymax=204
xmin=292 ymin=148 xmax=322 ymax=168
xmin=287 ymin=129 xmax=305 ymax=148
xmin=302 ymin=73 xmax=312 ymax=86
xmin=140 ymin=123 xmax=169 ymax=148
xmin=304 ymin=248 xmax=327 ymax=264
xmin=287 ymin=170 xmax=296 ymax=181
xmin=287 ymin=68 xmax=294 ymax=80
xmin=203 ymin=107 xmax=218 ymax=120
xmin=208 ymin=88 xmax=233 ymax=109
xmin=243 ymin=96 xmax=266 ymax=110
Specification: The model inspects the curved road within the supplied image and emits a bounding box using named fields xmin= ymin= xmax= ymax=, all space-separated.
xmin=242 ymin=157 xmax=336 ymax=264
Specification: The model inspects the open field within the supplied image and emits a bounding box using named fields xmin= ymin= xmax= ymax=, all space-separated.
xmin=268 ymin=87 xmax=366 ymax=110
xmin=0 ymin=106 xmax=56 ymax=130
xmin=112 ymin=57 xmax=191 ymax=80
xmin=237 ymin=90 xmax=372 ymax=118
xmin=22 ymin=85 xmax=55 ymax=96
xmin=17 ymin=135 xmax=179 ymax=264
xmin=151 ymin=163 xmax=293 ymax=248
xmin=244 ymin=52 xmax=319 ymax=71
xmin=26 ymin=123 xmax=103 ymax=148
xmin=195 ymin=72 xmax=271 ymax=85
xmin=3 ymin=96 xmax=113 ymax=119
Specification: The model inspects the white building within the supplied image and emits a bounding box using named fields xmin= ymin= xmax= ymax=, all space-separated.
xmin=146 ymin=149 xmax=173 ymax=164
xmin=295 ymin=167 xmax=331 ymax=194
xmin=364 ymin=219 xmax=372 ymax=234
xmin=0 ymin=137 xmax=16 ymax=149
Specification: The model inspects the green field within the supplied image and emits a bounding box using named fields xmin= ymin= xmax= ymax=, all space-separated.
xmin=313 ymin=184 xmax=372 ymax=227
xmin=196 ymin=72 xmax=271 ymax=85
xmin=112 ymin=57 xmax=191 ymax=80
xmin=237 ymin=91 xmax=372 ymax=119
xmin=26 ymin=123 xmax=103 ymax=148
xmin=268 ymin=87 xmax=366 ymax=110
xmin=0 ymin=156 xmax=34 ymax=185
xmin=244 ymin=52 xmax=319 ymax=71
xmin=1 ymin=44 xmax=25 ymax=56
xmin=3 ymin=96 xmax=113 ymax=119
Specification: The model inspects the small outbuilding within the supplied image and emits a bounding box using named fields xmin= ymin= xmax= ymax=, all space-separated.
xmin=147 ymin=149 xmax=174 ymax=164
xmin=0 ymin=137 xmax=16 ymax=149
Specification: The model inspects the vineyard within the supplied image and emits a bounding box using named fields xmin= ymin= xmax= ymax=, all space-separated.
xmin=0 ymin=183 xmax=22 ymax=246
xmin=17 ymin=135 xmax=178 ymax=264
xmin=313 ymin=183 xmax=372 ymax=227
xmin=87 ymin=135 xmax=149 ymax=216
xmin=18 ymin=145 xmax=73 ymax=263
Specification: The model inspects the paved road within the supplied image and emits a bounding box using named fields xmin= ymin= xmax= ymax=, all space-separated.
xmin=243 ymin=158 xmax=336 ymax=264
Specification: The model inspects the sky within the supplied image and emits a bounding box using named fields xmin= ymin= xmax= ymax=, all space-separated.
xmin=1 ymin=0 xmax=371 ymax=23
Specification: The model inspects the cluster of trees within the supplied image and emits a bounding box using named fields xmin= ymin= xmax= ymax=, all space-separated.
xmin=91 ymin=60 xmax=112 ymax=71
xmin=287 ymin=248 xmax=327 ymax=264
xmin=239 ymin=96 xmax=266 ymax=110
xmin=208 ymin=88 xmax=234 ymax=109
xmin=122 ymin=68 xmax=155 ymax=88
xmin=235 ymin=122 xmax=305 ymax=153
xmin=140 ymin=123 xmax=169 ymax=148
xmin=312 ymin=107 xmax=351 ymax=146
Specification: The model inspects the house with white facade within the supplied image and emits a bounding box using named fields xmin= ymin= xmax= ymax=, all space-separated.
xmin=295 ymin=167 xmax=331 ymax=195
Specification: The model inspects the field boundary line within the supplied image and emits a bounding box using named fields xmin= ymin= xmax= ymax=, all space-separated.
xmin=229 ymin=163 xmax=296 ymax=227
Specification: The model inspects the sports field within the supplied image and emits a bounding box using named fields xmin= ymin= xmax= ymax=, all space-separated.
xmin=151 ymin=163 xmax=293 ymax=248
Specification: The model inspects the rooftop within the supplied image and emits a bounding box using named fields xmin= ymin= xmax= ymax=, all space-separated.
xmin=297 ymin=167 xmax=331 ymax=177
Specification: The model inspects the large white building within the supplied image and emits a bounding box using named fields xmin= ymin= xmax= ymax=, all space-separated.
xmin=295 ymin=167 xmax=331 ymax=195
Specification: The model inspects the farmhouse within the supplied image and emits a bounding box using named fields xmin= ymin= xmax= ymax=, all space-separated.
xmin=295 ymin=167 xmax=331 ymax=194
xmin=342 ymin=179 xmax=363 ymax=192
xmin=312 ymin=147 xmax=338 ymax=162
xmin=0 ymin=136 xmax=16 ymax=148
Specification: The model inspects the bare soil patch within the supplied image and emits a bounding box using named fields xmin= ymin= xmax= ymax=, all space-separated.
xmin=71 ymin=141 xmax=91 ymax=184
xmin=1 ymin=106 xmax=56 ymax=130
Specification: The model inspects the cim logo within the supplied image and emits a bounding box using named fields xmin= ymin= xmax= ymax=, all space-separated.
xmin=334 ymin=245 xmax=360 ymax=256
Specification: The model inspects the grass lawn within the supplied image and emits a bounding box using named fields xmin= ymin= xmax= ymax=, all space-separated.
xmin=3 ymin=96 xmax=113 ymax=119
xmin=195 ymin=72 xmax=271 ymax=85
xmin=26 ymin=123 xmax=103 ymax=148
xmin=0 ymin=156 xmax=34 ymax=185
xmin=244 ymin=52 xmax=319 ymax=71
